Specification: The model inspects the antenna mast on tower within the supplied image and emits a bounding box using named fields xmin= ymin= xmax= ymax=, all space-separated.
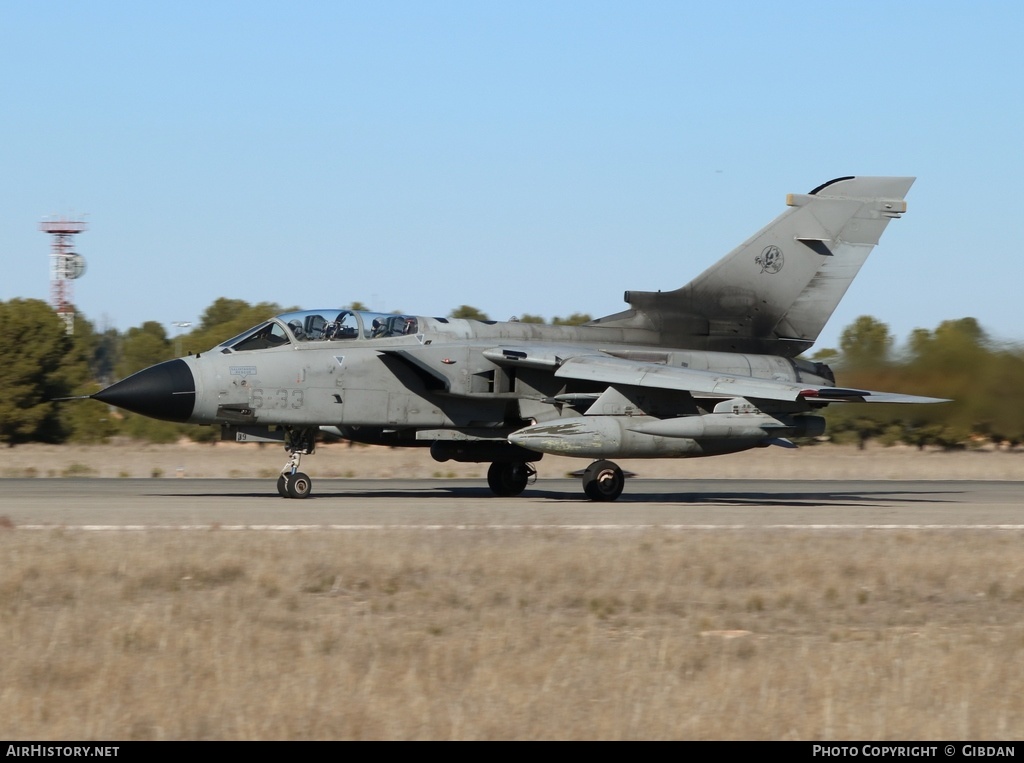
xmin=39 ymin=217 xmax=87 ymax=334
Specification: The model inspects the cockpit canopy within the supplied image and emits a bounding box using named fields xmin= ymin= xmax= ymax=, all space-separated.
xmin=218 ymin=310 xmax=419 ymax=352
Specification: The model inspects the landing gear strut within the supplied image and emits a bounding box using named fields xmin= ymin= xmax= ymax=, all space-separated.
xmin=279 ymin=427 xmax=316 ymax=499
xmin=487 ymin=461 xmax=536 ymax=497
xmin=582 ymin=460 xmax=625 ymax=502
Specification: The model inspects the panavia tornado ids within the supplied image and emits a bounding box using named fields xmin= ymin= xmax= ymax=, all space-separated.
xmin=90 ymin=176 xmax=943 ymax=500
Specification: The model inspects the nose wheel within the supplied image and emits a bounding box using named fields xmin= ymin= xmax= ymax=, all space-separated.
xmin=278 ymin=471 xmax=312 ymax=499
xmin=582 ymin=460 xmax=625 ymax=501
xmin=279 ymin=427 xmax=315 ymax=499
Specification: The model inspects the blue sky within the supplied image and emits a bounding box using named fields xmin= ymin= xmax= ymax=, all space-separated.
xmin=2 ymin=1 xmax=1021 ymax=352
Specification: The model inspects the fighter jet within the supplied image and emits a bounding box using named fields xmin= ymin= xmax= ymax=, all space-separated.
xmin=90 ymin=176 xmax=943 ymax=500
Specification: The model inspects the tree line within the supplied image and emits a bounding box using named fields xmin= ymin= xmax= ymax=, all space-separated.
xmin=818 ymin=316 xmax=1024 ymax=449
xmin=0 ymin=297 xmax=1016 ymax=449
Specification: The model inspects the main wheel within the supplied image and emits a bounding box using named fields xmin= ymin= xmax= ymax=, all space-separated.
xmin=287 ymin=471 xmax=312 ymax=499
xmin=277 ymin=475 xmax=290 ymax=498
xmin=487 ymin=461 xmax=531 ymax=497
xmin=582 ymin=460 xmax=625 ymax=502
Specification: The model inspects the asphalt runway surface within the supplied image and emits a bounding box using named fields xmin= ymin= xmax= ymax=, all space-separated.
xmin=2 ymin=478 xmax=1023 ymax=529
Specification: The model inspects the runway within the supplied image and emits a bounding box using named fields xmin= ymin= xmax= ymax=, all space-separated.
xmin=2 ymin=477 xmax=1023 ymax=529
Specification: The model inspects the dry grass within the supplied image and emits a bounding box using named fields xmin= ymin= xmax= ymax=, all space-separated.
xmin=2 ymin=528 xmax=1023 ymax=740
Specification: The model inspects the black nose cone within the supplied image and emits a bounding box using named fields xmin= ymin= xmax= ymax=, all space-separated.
xmin=93 ymin=359 xmax=196 ymax=422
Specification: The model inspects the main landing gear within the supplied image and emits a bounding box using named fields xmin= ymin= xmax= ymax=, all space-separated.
xmin=278 ymin=427 xmax=316 ymax=499
xmin=485 ymin=459 xmax=626 ymax=501
xmin=486 ymin=461 xmax=537 ymax=497
xmin=581 ymin=460 xmax=625 ymax=502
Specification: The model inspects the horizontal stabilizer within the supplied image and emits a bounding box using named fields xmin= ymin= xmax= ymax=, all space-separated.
xmin=799 ymin=388 xmax=950 ymax=404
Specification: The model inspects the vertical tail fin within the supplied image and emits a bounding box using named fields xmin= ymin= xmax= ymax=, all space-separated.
xmin=593 ymin=176 xmax=915 ymax=356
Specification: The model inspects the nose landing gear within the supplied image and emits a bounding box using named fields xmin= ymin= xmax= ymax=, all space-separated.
xmin=278 ymin=427 xmax=316 ymax=499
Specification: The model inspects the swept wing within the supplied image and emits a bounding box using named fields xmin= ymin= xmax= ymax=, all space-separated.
xmin=486 ymin=348 xmax=947 ymax=405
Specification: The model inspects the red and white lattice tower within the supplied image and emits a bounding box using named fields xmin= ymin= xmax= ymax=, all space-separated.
xmin=39 ymin=217 xmax=87 ymax=334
